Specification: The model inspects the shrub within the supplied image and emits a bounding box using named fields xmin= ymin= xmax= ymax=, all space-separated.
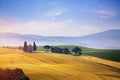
xmin=0 ymin=68 xmax=30 ymax=80
xmin=43 ymin=45 xmax=51 ymax=52
xmin=72 ymin=47 xmax=82 ymax=56
xmin=52 ymin=47 xmax=63 ymax=53
xmin=62 ymin=48 xmax=70 ymax=54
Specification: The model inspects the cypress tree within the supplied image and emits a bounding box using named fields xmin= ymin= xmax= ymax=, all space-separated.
xmin=33 ymin=41 xmax=37 ymax=52
xmin=23 ymin=41 xmax=27 ymax=52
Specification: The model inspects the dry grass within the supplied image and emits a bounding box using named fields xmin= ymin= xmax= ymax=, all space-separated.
xmin=0 ymin=48 xmax=120 ymax=80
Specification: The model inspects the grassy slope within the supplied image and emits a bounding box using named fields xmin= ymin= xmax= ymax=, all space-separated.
xmin=37 ymin=45 xmax=120 ymax=62
xmin=0 ymin=48 xmax=120 ymax=80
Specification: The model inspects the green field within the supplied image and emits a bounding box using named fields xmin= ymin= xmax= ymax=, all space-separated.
xmin=37 ymin=45 xmax=120 ymax=62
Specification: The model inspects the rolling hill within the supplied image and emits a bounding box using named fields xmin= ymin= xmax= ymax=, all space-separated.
xmin=76 ymin=30 xmax=120 ymax=49
xmin=0 ymin=48 xmax=120 ymax=80
xmin=0 ymin=29 xmax=120 ymax=49
xmin=37 ymin=45 xmax=120 ymax=62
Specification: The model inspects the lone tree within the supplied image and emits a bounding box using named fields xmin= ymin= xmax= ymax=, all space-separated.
xmin=23 ymin=41 xmax=27 ymax=52
xmin=62 ymin=48 xmax=70 ymax=54
xmin=72 ymin=47 xmax=82 ymax=56
xmin=43 ymin=45 xmax=51 ymax=52
xmin=33 ymin=41 xmax=37 ymax=52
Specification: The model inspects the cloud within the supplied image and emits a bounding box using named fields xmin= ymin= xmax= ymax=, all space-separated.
xmin=0 ymin=17 xmax=18 ymax=26
xmin=0 ymin=19 xmax=107 ymax=36
xmin=47 ymin=9 xmax=66 ymax=20
xmin=47 ymin=9 xmax=66 ymax=17
xmin=0 ymin=18 xmax=73 ymax=36
xmin=96 ymin=9 xmax=116 ymax=18
xmin=0 ymin=17 xmax=120 ymax=37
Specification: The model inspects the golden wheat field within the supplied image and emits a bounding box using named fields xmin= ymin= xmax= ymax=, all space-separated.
xmin=0 ymin=48 xmax=120 ymax=80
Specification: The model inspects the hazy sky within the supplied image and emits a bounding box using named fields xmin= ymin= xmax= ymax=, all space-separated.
xmin=0 ymin=0 xmax=120 ymax=36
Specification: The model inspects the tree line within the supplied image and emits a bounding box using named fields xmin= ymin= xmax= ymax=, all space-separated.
xmin=43 ymin=45 xmax=82 ymax=56
xmin=22 ymin=41 xmax=82 ymax=56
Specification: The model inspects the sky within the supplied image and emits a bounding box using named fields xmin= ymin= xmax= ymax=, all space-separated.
xmin=0 ymin=0 xmax=120 ymax=37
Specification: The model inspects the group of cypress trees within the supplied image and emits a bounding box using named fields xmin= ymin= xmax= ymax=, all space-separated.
xmin=23 ymin=41 xmax=37 ymax=52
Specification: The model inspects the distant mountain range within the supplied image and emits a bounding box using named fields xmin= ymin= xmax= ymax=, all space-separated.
xmin=0 ymin=30 xmax=120 ymax=49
